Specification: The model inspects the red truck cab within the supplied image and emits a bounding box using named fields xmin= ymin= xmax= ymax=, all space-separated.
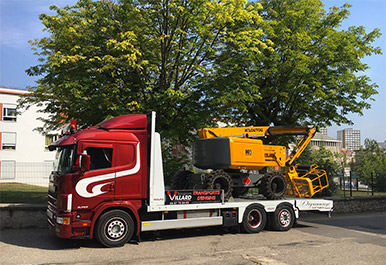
xmin=47 ymin=114 xmax=149 ymax=245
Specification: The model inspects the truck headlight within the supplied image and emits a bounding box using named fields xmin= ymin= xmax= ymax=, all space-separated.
xmin=56 ymin=217 xmax=70 ymax=225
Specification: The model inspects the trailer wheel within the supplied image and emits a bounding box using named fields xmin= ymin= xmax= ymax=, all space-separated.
xmin=241 ymin=204 xmax=267 ymax=233
xmin=206 ymin=170 xmax=233 ymax=201
xmin=271 ymin=204 xmax=295 ymax=231
xmin=95 ymin=210 xmax=134 ymax=248
xmin=260 ymin=172 xmax=286 ymax=200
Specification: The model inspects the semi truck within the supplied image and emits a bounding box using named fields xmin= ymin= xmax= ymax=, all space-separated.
xmin=47 ymin=112 xmax=333 ymax=247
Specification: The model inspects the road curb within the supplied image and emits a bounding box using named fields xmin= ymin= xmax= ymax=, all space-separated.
xmin=325 ymin=195 xmax=386 ymax=214
xmin=0 ymin=203 xmax=47 ymax=230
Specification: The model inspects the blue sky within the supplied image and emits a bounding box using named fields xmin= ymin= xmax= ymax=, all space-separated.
xmin=0 ymin=0 xmax=385 ymax=143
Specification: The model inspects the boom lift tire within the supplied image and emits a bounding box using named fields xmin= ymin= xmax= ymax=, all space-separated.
xmin=95 ymin=210 xmax=134 ymax=248
xmin=232 ymin=187 xmax=249 ymax=197
xmin=171 ymin=170 xmax=195 ymax=190
xmin=206 ymin=170 xmax=233 ymax=201
xmin=261 ymin=172 xmax=286 ymax=200
xmin=270 ymin=204 xmax=295 ymax=231
xmin=241 ymin=204 xmax=267 ymax=233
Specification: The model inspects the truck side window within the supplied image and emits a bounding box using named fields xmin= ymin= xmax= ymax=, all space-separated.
xmin=84 ymin=147 xmax=113 ymax=170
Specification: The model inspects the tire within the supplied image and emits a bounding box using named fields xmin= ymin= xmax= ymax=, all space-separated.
xmin=241 ymin=204 xmax=267 ymax=233
xmin=95 ymin=210 xmax=134 ymax=248
xmin=171 ymin=170 xmax=195 ymax=190
xmin=232 ymin=187 xmax=249 ymax=198
xmin=206 ymin=170 xmax=233 ymax=201
xmin=270 ymin=204 xmax=295 ymax=231
xmin=260 ymin=172 xmax=286 ymax=200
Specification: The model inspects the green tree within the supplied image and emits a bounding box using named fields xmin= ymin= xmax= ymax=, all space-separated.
xmin=20 ymin=0 xmax=267 ymax=181
xmin=354 ymin=139 xmax=386 ymax=192
xmin=20 ymin=0 xmax=265 ymax=144
xmin=204 ymin=0 xmax=381 ymax=129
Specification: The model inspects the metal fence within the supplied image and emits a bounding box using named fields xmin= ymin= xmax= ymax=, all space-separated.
xmin=0 ymin=162 xmax=53 ymax=187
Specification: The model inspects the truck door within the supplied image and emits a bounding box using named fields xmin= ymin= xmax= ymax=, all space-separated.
xmin=114 ymin=142 xmax=142 ymax=200
xmin=73 ymin=142 xmax=116 ymax=210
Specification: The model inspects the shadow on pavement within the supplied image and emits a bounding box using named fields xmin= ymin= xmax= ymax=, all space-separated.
xmin=3 ymin=212 xmax=382 ymax=250
xmin=0 ymin=226 xmax=239 ymax=250
xmin=298 ymin=212 xmax=386 ymax=235
xmin=0 ymin=228 xmax=101 ymax=250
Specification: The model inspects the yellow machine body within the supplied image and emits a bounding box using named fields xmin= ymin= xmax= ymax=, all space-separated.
xmin=227 ymin=137 xmax=286 ymax=170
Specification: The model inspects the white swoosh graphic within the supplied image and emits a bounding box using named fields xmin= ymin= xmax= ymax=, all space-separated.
xmin=75 ymin=143 xmax=141 ymax=198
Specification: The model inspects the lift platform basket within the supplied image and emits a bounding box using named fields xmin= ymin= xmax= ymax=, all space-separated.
xmin=285 ymin=164 xmax=329 ymax=198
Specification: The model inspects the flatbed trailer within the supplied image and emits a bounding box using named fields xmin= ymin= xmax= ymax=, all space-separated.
xmin=47 ymin=112 xmax=333 ymax=247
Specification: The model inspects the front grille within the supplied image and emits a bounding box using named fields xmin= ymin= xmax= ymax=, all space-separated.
xmin=48 ymin=172 xmax=58 ymax=208
xmin=48 ymin=192 xmax=57 ymax=208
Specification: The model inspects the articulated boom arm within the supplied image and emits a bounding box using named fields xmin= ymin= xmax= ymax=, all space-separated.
xmin=285 ymin=127 xmax=316 ymax=166
xmin=198 ymin=125 xmax=316 ymax=167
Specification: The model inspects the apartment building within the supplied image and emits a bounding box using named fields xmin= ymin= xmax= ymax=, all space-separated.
xmin=0 ymin=87 xmax=56 ymax=186
xmin=337 ymin=128 xmax=361 ymax=151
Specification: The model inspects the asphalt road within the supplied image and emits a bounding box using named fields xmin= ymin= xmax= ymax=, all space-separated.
xmin=0 ymin=212 xmax=385 ymax=265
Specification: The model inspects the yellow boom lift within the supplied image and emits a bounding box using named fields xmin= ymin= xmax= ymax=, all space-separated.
xmin=173 ymin=125 xmax=329 ymax=200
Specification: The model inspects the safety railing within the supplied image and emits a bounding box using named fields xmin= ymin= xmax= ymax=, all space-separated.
xmin=285 ymin=164 xmax=329 ymax=198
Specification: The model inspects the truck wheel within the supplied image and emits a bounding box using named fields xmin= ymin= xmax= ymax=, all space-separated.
xmin=206 ymin=170 xmax=233 ymax=201
xmin=260 ymin=172 xmax=286 ymax=200
xmin=95 ymin=210 xmax=134 ymax=248
xmin=241 ymin=204 xmax=267 ymax=233
xmin=271 ymin=204 xmax=295 ymax=231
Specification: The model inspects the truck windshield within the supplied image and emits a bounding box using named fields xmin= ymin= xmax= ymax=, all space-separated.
xmin=54 ymin=145 xmax=75 ymax=175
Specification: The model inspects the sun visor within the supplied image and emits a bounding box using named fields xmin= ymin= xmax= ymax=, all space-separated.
xmin=98 ymin=114 xmax=147 ymax=130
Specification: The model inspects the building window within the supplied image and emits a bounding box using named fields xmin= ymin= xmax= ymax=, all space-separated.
xmin=0 ymin=160 xmax=16 ymax=179
xmin=3 ymin=104 xmax=17 ymax=122
xmin=2 ymin=132 xmax=16 ymax=150
xmin=45 ymin=135 xmax=58 ymax=150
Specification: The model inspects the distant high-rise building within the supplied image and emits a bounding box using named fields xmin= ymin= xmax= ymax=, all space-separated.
xmin=337 ymin=128 xmax=361 ymax=151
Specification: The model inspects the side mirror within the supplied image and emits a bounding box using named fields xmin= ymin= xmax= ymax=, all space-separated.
xmin=78 ymin=154 xmax=90 ymax=174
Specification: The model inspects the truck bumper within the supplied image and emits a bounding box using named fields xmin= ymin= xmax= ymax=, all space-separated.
xmin=47 ymin=208 xmax=91 ymax=239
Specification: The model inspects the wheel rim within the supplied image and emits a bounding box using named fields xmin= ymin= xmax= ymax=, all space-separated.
xmin=271 ymin=177 xmax=285 ymax=194
xmin=104 ymin=217 xmax=127 ymax=241
xmin=278 ymin=209 xmax=291 ymax=227
xmin=214 ymin=177 xmax=229 ymax=192
xmin=248 ymin=209 xmax=262 ymax=228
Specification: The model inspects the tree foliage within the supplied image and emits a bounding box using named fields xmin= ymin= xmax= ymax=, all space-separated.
xmin=20 ymin=0 xmax=381 ymax=178
xmin=354 ymin=139 xmax=386 ymax=192
xmin=204 ymin=0 xmax=381 ymax=128
xmin=20 ymin=0 xmax=265 ymax=145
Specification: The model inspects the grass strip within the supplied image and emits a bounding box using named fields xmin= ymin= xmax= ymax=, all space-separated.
xmin=0 ymin=183 xmax=48 ymax=204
